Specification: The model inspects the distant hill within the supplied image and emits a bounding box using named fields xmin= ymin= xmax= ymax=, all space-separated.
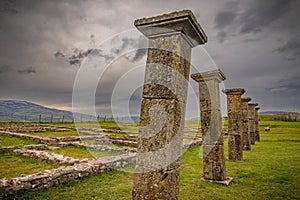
xmin=0 ymin=100 xmax=95 ymax=122
xmin=260 ymin=111 xmax=300 ymax=116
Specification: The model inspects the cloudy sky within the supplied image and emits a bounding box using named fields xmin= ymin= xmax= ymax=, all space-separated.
xmin=0 ymin=0 xmax=300 ymax=119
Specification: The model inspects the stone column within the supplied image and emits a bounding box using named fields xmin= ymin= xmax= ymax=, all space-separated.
xmin=132 ymin=10 xmax=207 ymax=200
xmin=241 ymin=97 xmax=251 ymax=151
xmin=248 ymin=103 xmax=258 ymax=145
xmin=255 ymin=107 xmax=260 ymax=142
xmin=191 ymin=69 xmax=230 ymax=184
xmin=223 ymin=88 xmax=245 ymax=161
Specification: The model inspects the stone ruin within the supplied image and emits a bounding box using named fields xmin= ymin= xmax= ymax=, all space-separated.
xmin=241 ymin=97 xmax=252 ymax=151
xmin=0 ymin=9 xmax=263 ymax=199
xmin=223 ymin=88 xmax=246 ymax=161
xmin=191 ymin=69 xmax=232 ymax=185
xmin=132 ymin=10 xmax=208 ymax=200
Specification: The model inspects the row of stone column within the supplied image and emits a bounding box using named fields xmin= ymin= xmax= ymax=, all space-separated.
xmin=223 ymin=89 xmax=260 ymax=162
xmin=191 ymin=71 xmax=261 ymax=184
xmin=132 ymin=9 xmax=260 ymax=199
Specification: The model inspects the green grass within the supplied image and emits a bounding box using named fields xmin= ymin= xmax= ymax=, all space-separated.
xmin=0 ymin=152 xmax=65 ymax=179
xmin=24 ymin=130 xmax=79 ymax=137
xmin=0 ymin=135 xmax=38 ymax=147
xmin=47 ymin=146 xmax=123 ymax=159
xmin=3 ymin=117 xmax=300 ymax=199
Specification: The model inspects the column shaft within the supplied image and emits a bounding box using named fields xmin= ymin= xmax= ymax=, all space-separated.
xmin=191 ymin=69 xmax=226 ymax=181
xmin=255 ymin=107 xmax=260 ymax=142
xmin=241 ymin=97 xmax=251 ymax=150
xmin=223 ymin=88 xmax=245 ymax=161
xmin=248 ymin=103 xmax=258 ymax=145
xmin=133 ymin=10 xmax=207 ymax=200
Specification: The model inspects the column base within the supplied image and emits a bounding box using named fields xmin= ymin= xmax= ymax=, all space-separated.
xmin=200 ymin=177 xmax=233 ymax=186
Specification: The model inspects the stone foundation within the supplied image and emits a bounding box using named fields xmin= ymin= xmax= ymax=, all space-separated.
xmin=0 ymin=153 xmax=136 ymax=197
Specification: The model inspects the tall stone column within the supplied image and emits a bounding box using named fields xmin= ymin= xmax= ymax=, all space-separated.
xmin=223 ymin=88 xmax=245 ymax=161
xmin=191 ymin=69 xmax=230 ymax=184
xmin=255 ymin=107 xmax=260 ymax=142
xmin=132 ymin=10 xmax=207 ymax=200
xmin=248 ymin=103 xmax=258 ymax=145
xmin=241 ymin=97 xmax=251 ymax=151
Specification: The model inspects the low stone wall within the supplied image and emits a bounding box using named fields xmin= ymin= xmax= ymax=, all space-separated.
xmin=23 ymin=144 xmax=49 ymax=150
xmin=0 ymin=131 xmax=105 ymax=145
xmin=95 ymin=138 xmax=137 ymax=147
xmin=0 ymin=153 xmax=136 ymax=197
xmin=183 ymin=137 xmax=203 ymax=149
xmin=0 ymin=131 xmax=58 ymax=144
xmin=85 ymin=144 xmax=136 ymax=153
xmin=0 ymin=124 xmax=74 ymax=133
xmin=0 ymin=146 xmax=17 ymax=152
xmin=13 ymin=149 xmax=91 ymax=164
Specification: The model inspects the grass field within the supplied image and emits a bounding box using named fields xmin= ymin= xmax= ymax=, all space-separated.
xmin=0 ymin=152 xmax=65 ymax=179
xmin=2 ymin=116 xmax=300 ymax=199
xmin=0 ymin=135 xmax=38 ymax=147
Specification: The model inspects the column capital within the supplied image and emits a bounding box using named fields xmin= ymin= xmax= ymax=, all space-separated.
xmin=222 ymin=88 xmax=245 ymax=95
xmin=134 ymin=10 xmax=208 ymax=47
xmin=191 ymin=69 xmax=226 ymax=83
xmin=248 ymin=103 xmax=258 ymax=107
xmin=241 ymin=97 xmax=252 ymax=102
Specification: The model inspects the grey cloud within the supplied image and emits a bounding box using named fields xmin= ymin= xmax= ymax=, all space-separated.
xmin=217 ymin=31 xmax=227 ymax=43
xmin=17 ymin=66 xmax=36 ymax=74
xmin=267 ymin=76 xmax=300 ymax=93
xmin=56 ymin=48 xmax=113 ymax=66
xmin=273 ymin=40 xmax=300 ymax=59
xmin=0 ymin=0 xmax=18 ymax=14
xmin=0 ymin=65 xmax=10 ymax=74
xmin=54 ymin=51 xmax=65 ymax=58
xmin=239 ymin=0 xmax=293 ymax=34
xmin=214 ymin=11 xmax=236 ymax=29
xmin=132 ymin=48 xmax=147 ymax=62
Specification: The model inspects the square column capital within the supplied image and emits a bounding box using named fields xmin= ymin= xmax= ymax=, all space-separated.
xmin=241 ymin=97 xmax=252 ymax=102
xmin=134 ymin=10 xmax=208 ymax=47
xmin=191 ymin=69 xmax=226 ymax=83
xmin=223 ymin=88 xmax=245 ymax=96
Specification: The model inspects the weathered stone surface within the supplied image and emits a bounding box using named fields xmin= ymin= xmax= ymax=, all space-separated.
xmin=202 ymin=144 xmax=226 ymax=180
xmin=0 ymin=153 xmax=136 ymax=197
xmin=255 ymin=107 xmax=260 ymax=142
xmin=133 ymin=10 xmax=207 ymax=199
xmin=223 ymin=88 xmax=245 ymax=161
xmin=143 ymin=34 xmax=191 ymax=102
xmin=200 ymin=110 xmax=223 ymax=145
xmin=228 ymin=134 xmax=243 ymax=160
xmin=13 ymin=149 xmax=91 ymax=164
xmin=248 ymin=103 xmax=258 ymax=145
xmin=134 ymin=10 xmax=207 ymax=47
xmin=241 ymin=97 xmax=251 ymax=151
xmin=135 ymin=98 xmax=184 ymax=172
xmin=132 ymin=167 xmax=180 ymax=200
xmin=191 ymin=69 xmax=227 ymax=182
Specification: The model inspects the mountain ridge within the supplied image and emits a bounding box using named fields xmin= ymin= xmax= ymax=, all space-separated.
xmin=0 ymin=100 xmax=90 ymax=122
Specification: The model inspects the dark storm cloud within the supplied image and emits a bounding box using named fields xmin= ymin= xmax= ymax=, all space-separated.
xmin=268 ymin=76 xmax=300 ymax=93
xmin=17 ymin=66 xmax=36 ymax=74
xmin=216 ymin=31 xmax=227 ymax=43
xmin=239 ymin=0 xmax=293 ymax=34
xmin=214 ymin=11 xmax=236 ymax=29
xmin=54 ymin=51 xmax=65 ymax=58
xmin=0 ymin=65 xmax=10 ymax=74
xmin=55 ymin=48 xmax=114 ymax=66
xmin=273 ymin=40 xmax=300 ymax=59
xmin=132 ymin=48 xmax=147 ymax=62
xmin=0 ymin=0 xmax=19 ymax=14
xmin=1 ymin=0 xmax=300 ymax=115
xmin=214 ymin=0 xmax=295 ymax=42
